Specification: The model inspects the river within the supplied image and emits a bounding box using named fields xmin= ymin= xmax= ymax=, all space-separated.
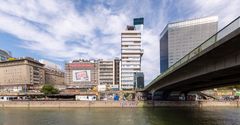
xmin=0 ymin=107 xmax=239 ymax=125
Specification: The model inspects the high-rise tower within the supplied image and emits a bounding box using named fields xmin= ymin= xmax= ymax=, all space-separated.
xmin=120 ymin=18 xmax=144 ymax=90
xmin=160 ymin=16 xmax=218 ymax=73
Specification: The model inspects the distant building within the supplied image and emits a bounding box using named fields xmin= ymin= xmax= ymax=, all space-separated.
xmin=134 ymin=72 xmax=144 ymax=89
xmin=39 ymin=59 xmax=64 ymax=85
xmin=98 ymin=60 xmax=114 ymax=85
xmin=98 ymin=58 xmax=120 ymax=90
xmin=121 ymin=18 xmax=144 ymax=90
xmin=0 ymin=49 xmax=11 ymax=61
xmin=64 ymin=59 xmax=98 ymax=89
xmin=39 ymin=59 xmax=61 ymax=70
xmin=160 ymin=16 xmax=218 ymax=73
xmin=0 ymin=57 xmax=45 ymax=92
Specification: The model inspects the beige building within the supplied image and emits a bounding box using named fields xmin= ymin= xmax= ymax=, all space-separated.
xmin=0 ymin=58 xmax=45 ymax=92
xmin=98 ymin=58 xmax=120 ymax=87
xmin=45 ymin=68 xmax=64 ymax=85
xmin=39 ymin=59 xmax=64 ymax=85
xmin=98 ymin=60 xmax=114 ymax=85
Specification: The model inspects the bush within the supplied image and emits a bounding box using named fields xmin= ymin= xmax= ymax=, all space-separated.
xmin=40 ymin=84 xmax=59 ymax=95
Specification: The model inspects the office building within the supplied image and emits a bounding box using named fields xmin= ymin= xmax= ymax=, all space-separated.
xmin=98 ymin=58 xmax=120 ymax=90
xmin=134 ymin=72 xmax=144 ymax=89
xmin=0 ymin=49 xmax=11 ymax=61
xmin=64 ymin=59 xmax=98 ymax=89
xmin=160 ymin=16 xmax=218 ymax=73
xmin=121 ymin=18 xmax=144 ymax=90
xmin=0 ymin=57 xmax=45 ymax=92
xmin=98 ymin=60 xmax=114 ymax=85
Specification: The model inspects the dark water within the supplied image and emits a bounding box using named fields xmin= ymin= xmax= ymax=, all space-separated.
xmin=0 ymin=107 xmax=240 ymax=125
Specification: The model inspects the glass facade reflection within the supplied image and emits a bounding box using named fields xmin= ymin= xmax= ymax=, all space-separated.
xmin=0 ymin=49 xmax=11 ymax=61
xmin=160 ymin=16 xmax=218 ymax=73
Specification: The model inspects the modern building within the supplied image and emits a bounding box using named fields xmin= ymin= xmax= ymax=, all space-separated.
xmin=160 ymin=16 xmax=218 ymax=73
xmin=98 ymin=58 xmax=121 ymax=90
xmin=64 ymin=59 xmax=98 ymax=89
xmin=0 ymin=57 xmax=45 ymax=92
xmin=0 ymin=49 xmax=11 ymax=61
xmin=121 ymin=18 xmax=144 ymax=90
xmin=39 ymin=59 xmax=64 ymax=85
xmin=134 ymin=72 xmax=144 ymax=89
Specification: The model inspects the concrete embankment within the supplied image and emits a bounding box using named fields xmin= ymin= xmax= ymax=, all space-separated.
xmin=0 ymin=101 xmax=239 ymax=108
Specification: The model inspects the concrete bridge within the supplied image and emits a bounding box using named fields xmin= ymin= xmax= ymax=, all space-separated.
xmin=142 ymin=16 xmax=240 ymax=99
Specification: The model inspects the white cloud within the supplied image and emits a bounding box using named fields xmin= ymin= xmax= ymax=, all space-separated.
xmin=191 ymin=0 xmax=240 ymax=28
xmin=0 ymin=0 xmax=239 ymax=85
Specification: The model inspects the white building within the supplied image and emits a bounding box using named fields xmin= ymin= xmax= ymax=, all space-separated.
xmin=121 ymin=24 xmax=144 ymax=90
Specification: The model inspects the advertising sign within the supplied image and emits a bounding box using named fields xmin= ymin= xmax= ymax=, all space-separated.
xmin=72 ymin=70 xmax=91 ymax=82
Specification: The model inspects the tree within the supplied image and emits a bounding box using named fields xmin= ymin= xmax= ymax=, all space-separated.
xmin=40 ymin=84 xmax=59 ymax=95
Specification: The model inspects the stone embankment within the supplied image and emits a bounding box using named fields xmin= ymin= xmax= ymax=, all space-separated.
xmin=0 ymin=100 xmax=239 ymax=108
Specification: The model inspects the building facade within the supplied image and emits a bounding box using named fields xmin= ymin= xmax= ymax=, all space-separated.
xmin=0 ymin=49 xmax=11 ymax=61
xmin=114 ymin=58 xmax=120 ymax=86
xmin=65 ymin=59 xmax=98 ymax=89
xmin=98 ymin=60 xmax=114 ymax=85
xmin=0 ymin=57 xmax=45 ymax=92
xmin=39 ymin=59 xmax=64 ymax=85
xmin=98 ymin=58 xmax=120 ymax=90
xmin=160 ymin=16 xmax=218 ymax=73
xmin=121 ymin=25 xmax=143 ymax=90
xmin=134 ymin=72 xmax=144 ymax=89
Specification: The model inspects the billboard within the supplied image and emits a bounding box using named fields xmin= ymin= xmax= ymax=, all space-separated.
xmin=72 ymin=70 xmax=91 ymax=82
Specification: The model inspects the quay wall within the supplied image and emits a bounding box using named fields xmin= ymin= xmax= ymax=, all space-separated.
xmin=0 ymin=101 xmax=239 ymax=108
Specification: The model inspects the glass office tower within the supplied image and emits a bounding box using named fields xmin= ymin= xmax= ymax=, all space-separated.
xmin=160 ymin=16 xmax=218 ymax=73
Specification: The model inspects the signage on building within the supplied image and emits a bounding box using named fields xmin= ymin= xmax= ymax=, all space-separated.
xmin=69 ymin=63 xmax=94 ymax=69
xmin=72 ymin=70 xmax=91 ymax=82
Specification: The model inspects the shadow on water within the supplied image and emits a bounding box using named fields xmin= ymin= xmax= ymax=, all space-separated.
xmin=0 ymin=107 xmax=240 ymax=125
xmin=143 ymin=107 xmax=240 ymax=125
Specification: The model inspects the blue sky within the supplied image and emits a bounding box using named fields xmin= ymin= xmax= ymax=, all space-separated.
xmin=0 ymin=0 xmax=239 ymax=84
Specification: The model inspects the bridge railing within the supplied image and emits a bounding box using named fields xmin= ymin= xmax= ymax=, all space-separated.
xmin=145 ymin=16 xmax=240 ymax=90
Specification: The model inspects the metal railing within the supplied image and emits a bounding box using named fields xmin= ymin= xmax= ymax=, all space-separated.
xmin=145 ymin=16 xmax=240 ymax=90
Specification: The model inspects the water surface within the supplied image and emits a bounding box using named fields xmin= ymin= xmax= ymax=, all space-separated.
xmin=0 ymin=107 xmax=240 ymax=125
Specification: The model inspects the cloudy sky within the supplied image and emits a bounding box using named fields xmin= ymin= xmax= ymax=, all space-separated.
xmin=0 ymin=0 xmax=239 ymax=84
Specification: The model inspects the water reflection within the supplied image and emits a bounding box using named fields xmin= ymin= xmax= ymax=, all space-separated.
xmin=0 ymin=107 xmax=239 ymax=125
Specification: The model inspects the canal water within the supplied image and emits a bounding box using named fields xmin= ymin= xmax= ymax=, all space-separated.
xmin=0 ymin=107 xmax=240 ymax=125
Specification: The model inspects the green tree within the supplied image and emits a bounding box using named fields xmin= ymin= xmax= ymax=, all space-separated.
xmin=40 ymin=84 xmax=59 ymax=95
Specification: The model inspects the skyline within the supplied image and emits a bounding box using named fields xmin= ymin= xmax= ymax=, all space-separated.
xmin=0 ymin=0 xmax=240 ymax=84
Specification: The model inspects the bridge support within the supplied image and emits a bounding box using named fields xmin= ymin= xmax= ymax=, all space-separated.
xmin=151 ymin=90 xmax=155 ymax=101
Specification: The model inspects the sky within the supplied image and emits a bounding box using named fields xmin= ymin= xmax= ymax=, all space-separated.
xmin=0 ymin=0 xmax=239 ymax=85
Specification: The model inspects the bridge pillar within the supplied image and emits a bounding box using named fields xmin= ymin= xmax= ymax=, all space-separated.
xmin=151 ymin=90 xmax=155 ymax=101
